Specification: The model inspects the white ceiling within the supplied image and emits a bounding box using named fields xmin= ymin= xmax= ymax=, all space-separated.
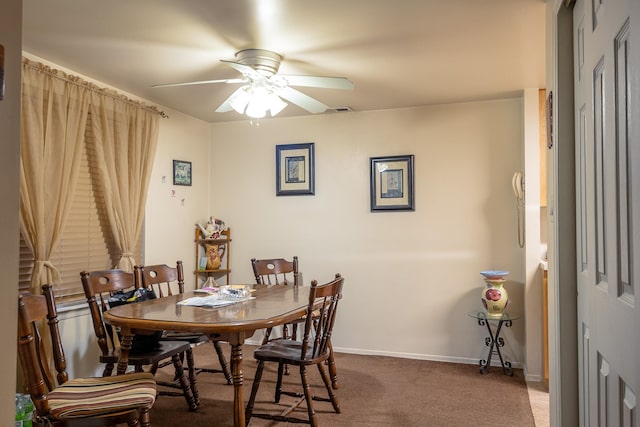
xmin=22 ymin=0 xmax=546 ymax=123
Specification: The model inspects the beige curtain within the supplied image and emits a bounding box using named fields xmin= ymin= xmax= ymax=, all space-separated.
xmin=89 ymin=92 xmax=159 ymax=271
xmin=19 ymin=59 xmax=90 ymax=293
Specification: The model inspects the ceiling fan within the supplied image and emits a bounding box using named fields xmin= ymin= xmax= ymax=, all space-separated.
xmin=152 ymin=49 xmax=354 ymax=118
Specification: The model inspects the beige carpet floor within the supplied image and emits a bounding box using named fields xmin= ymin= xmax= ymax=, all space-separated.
xmin=149 ymin=343 xmax=535 ymax=426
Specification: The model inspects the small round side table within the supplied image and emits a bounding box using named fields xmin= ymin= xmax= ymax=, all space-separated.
xmin=468 ymin=311 xmax=520 ymax=376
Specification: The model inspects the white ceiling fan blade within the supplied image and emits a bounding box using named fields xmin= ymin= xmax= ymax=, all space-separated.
xmin=277 ymin=86 xmax=328 ymax=114
xmin=152 ymin=78 xmax=246 ymax=88
xmin=220 ymin=60 xmax=264 ymax=80
xmin=278 ymin=75 xmax=354 ymax=90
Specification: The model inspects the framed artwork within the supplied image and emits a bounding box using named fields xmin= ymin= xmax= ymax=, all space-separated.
xmin=173 ymin=160 xmax=192 ymax=186
xmin=276 ymin=142 xmax=315 ymax=196
xmin=370 ymin=155 xmax=415 ymax=211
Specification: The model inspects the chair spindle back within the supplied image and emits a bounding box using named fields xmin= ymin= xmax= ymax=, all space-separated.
xmin=80 ymin=269 xmax=136 ymax=356
xmin=134 ymin=261 xmax=184 ymax=297
xmin=300 ymin=273 xmax=344 ymax=361
xmin=251 ymin=256 xmax=300 ymax=286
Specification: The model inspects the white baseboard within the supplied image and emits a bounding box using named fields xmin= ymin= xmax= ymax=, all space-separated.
xmin=206 ymin=335 xmax=528 ymax=371
xmin=324 ymin=345 xmax=524 ymax=370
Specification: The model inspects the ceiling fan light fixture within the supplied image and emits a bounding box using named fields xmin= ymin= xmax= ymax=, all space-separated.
xmin=268 ymin=93 xmax=288 ymax=116
xmin=243 ymin=85 xmax=288 ymax=118
xmin=227 ymin=86 xmax=251 ymax=114
xmin=246 ymin=103 xmax=267 ymax=118
xmin=246 ymin=86 xmax=270 ymax=118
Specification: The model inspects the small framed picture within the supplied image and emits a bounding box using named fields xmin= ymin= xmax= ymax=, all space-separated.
xmin=276 ymin=142 xmax=315 ymax=196
xmin=370 ymin=155 xmax=415 ymax=212
xmin=173 ymin=160 xmax=192 ymax=186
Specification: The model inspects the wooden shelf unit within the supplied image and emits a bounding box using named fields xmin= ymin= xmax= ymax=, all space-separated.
xmin=194 ymin=227 xmax=231 ymax=286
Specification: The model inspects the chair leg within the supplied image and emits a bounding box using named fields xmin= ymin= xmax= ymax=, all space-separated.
xmin=139 ymin=407 xmax=151 ymax=427
xmin=261 ymin=327 xmax=273 ymax=345
xmin=171 ymin=354 xmax=198 ymax=411
xmin=281 ymin=324 xmax=291 ymax=376
xmin=300 ymin=365 xmax=318 ymax=427
xmin=327 ymin=339 xmax=339 ymax=389
xmin=149 ymin=362 xmax=159 ymax=375
xmin=103 ymin=363 xmax=114 ymax=377
xmin=317 ymin=363 xmax=341 ymax=413
xmin=245 ymin=360 xmax=265 ymax=423
xmin=212 ymin=340 xmax=233 ymax=384
xmin=275 ymin=361 xmax=285 ymax=403
xmin=185 ymin=348 xmax=199 ymax=405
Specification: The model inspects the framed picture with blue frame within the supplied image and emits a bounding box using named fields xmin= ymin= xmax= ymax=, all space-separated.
xmin=370 ymin=154 xmax=415 ymax=211
xmin=276 ymin=142 xmax=315 ymax=196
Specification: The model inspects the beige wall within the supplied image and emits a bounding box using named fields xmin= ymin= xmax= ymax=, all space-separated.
xmin=206 ymin=100 xmax=528 ymax=364
xmin=1 ymin=0 xmax=21 ymax=424
xmin=144 ymin=109 xmax=212 ymax=273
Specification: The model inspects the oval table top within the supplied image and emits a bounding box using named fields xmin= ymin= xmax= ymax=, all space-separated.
xmin=103 ymin=284 xmax=308 ymax=335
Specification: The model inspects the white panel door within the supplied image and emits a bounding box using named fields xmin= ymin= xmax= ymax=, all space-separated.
xmin=573 ymin=0 xmax=640 ymax=425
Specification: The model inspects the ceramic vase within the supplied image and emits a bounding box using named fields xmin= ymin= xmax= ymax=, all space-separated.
xmin=481 ymin=278 xmax=509 ymax=317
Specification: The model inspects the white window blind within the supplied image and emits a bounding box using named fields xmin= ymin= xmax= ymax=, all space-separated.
xmin=19 ymin=114 xmax=143 ymax=301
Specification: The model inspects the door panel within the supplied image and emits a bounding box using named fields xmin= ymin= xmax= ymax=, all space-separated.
xmin=574 ymin=0 xmax=639 ymax=425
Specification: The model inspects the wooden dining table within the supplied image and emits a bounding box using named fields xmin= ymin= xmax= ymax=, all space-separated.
xmin=103 ymin=284 xmax=308 ymax=427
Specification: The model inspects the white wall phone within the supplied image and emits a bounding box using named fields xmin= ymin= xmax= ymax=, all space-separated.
xmin=512 ymin=172 xmax=525 ymax=248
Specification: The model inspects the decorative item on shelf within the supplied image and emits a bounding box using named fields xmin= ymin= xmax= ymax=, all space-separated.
xmin=205 ymin=243 xmax=226 ymax=270
xmin=480 ymin=270 xmax=509 ymax=318
xmin=196 ymin=216 xmax=227 ymax=239
xmin=202 ymin=276 xmax=221 ymax=289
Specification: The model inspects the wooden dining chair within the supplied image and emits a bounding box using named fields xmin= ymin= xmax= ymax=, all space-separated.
xmin=17 ymin=284 xmax=157 ymax=427
xmin=251 ymin=257 xmax=339 ymax=388
xmin=245 ymin=273 xmax=344 ymax=427
xmin=80 ymin=269 xmax=198 ymax=411
xmin=251 ymin=257 xmax=301 ymax=343
xmin=251 ymin=256 xmax=301 ymax=378
xmin=134 ymin=261 xmax=233 ymax=385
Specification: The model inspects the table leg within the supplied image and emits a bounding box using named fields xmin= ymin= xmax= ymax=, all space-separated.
xmin=117 ymin=328 xmax=133 ymax=375
xmin=230 ymin=341 xmax=245 ymax=427
xmin=494 ymin=319 xmax=514 ymax=375
xmin=477 ymin=318 xmax=514 ymax=376
xmin=478 ymin=318 xmax=495 ymax=374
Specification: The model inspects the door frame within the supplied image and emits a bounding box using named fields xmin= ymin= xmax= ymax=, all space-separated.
xmin=549 ymin=1 xmax=579 ymax=426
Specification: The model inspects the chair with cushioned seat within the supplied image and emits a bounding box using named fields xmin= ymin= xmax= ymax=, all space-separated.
xmin=134 ymin=261 xmax=233 ymax=385
xmin=80 ymin=269 xmax=198 ymax=411
xmin=17 ymin=284 xmax=157 ymax=427
xmin=245 ymin=273 xmax=344 ymax=427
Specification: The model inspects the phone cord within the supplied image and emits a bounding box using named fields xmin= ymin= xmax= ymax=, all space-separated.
xmin=516 ymin=202 xmax=525 ymax=248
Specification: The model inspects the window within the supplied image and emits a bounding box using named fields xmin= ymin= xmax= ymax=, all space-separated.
xmin=19 ymin=114 xmax=143 ymax=301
